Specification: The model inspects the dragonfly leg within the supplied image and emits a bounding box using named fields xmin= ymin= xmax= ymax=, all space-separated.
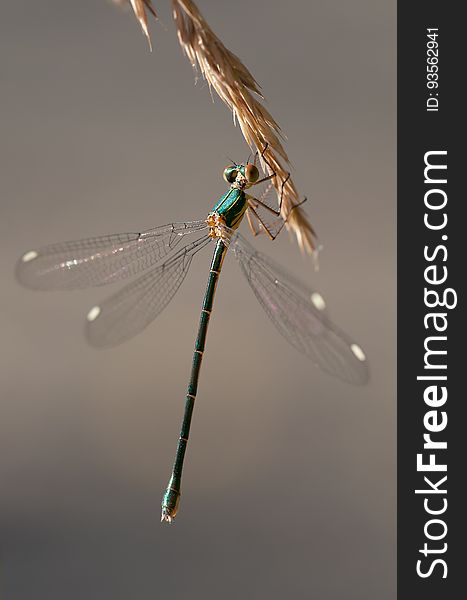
xmin=246 ymin=205 xmax=281 ymax=240
xmin=260 ymin=142 xmax=272 ymax=169
xmin=252 ymin=143 xmax=277 ymax=185
xmin=255 ymin=173 xmax=276 ymax=186
xmin=251 ymin=171 xmax=292 ymax=216
xmin=245 ymin=207 xmax=262 ymax=237
xmin=246 ymin=189 xmax=307 ymax=241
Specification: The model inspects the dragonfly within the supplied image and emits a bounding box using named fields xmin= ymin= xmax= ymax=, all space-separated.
xmin=16 ymin=153 xmax=369 ymax=523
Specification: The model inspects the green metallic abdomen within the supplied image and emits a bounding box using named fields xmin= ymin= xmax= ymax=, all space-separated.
xmin=213 ymin=188 xmax=248 ymax=230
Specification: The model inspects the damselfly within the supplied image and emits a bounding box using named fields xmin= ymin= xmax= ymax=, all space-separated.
xmin=16 ymin=155 xmax=368 ymax=522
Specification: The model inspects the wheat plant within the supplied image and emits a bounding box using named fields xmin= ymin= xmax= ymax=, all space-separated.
xmin=114 ymin=0 xmax=317 ymax=254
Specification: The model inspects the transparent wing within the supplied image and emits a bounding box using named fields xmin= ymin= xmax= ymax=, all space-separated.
xmin=229 ymin=232 xmax=369 ymax=385
xmin=247 ymin=182 xmax=287 ymax=239
xmin=16 ymin=220 xmax=208 ymax=290
xmin=85 ymin=235 xmax=212 ymax=348
xmin=255 ymin=180 xmax=278 ymax=207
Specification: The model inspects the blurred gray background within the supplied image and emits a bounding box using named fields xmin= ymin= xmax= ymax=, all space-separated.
xmin=0 ymin=1 xmax=395 ymax=598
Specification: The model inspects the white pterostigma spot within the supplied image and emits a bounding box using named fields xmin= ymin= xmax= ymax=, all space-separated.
xmin=21 ymin=250 xmax=39 ymax=263
xmin=86 ymin=306 xmax=101 ymax=322
xmin=310 ymin=292 xmax=326 ymax=311
xmin=350 ymin=343 xmax=366 ymax=362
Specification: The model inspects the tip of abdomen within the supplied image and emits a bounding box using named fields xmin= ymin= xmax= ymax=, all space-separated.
xmin=161 ymin=484 xmax=181 ymax=523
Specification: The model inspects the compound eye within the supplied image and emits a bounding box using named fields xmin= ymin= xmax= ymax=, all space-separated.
xmin=223 ymin=166 xmax=238 ymax=183
xmin=244 ymin=163 xmax=259 ymax=184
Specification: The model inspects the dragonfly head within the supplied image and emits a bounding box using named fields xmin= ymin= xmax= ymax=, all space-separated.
xmin=223 ymin=163 xmax=260 ymax=189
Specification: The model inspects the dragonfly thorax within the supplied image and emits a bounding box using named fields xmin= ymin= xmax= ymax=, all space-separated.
xmin=210 ymin=186 xmax=249 ymax=232
xmin=206 ymin=212 xmax=228 ymax=240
